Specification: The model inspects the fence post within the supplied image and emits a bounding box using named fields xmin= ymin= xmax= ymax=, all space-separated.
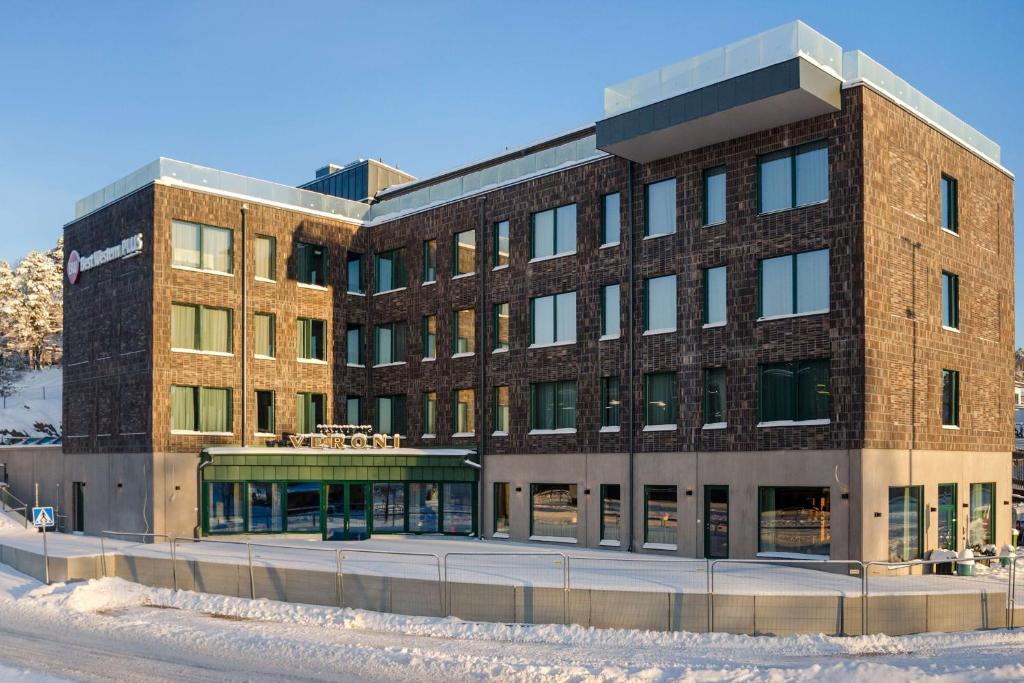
xmin=435 ymin=554 xmax=444 ymax=618
xmin=708 ymin=560 xmax=715 ymax=633
xmin=338 ymin=550 xmax=346 ymax=609
xmin=444 ymin=554 xmax=450 ymax=617
xmin=862 ymin=562 xmax=870 ymax=636
xmin=100 ymin=535 xmax=107 ymax=578
xmin=247 ymin=542 xmax=255 ymax=600
xmin=335 ymin=549 xmax=343 ymax=608
xmin=562 ymin=554 xmax=569 ymax=626
xmin=170 ymin=537 xmax=178 ymax=592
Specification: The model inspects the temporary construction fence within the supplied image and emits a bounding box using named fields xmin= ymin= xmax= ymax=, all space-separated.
xmin=94 ymin=531 xmax=1024 ymax=637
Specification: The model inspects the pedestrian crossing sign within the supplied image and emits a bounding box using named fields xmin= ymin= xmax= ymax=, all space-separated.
xmin=32 ymin=506 xmax=54 ymax=528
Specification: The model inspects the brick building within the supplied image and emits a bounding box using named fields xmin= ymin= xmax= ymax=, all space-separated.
xmin=47 ymin=22 xmax=1013 ymax=560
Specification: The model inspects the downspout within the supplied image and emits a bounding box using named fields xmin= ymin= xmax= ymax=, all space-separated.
xmin=194 ymin=452 xmax=212 ymax=538
xmin=477 ymin=197 xmax=488 ymax=538
xmin=627 ymin=160 xmax=637 ymax=553
xmin=240 ymin=204 xmax=249 ymax=447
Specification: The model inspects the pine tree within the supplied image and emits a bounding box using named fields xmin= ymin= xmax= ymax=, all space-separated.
xmin=9 ymin=239 xmax=63 ymax=369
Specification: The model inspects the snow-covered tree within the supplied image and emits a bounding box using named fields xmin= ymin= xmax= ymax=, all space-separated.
xmin=0 ymin=261 xmax=15 ymax=351
xmin=8 ymin=238 xmax=63 ymax=369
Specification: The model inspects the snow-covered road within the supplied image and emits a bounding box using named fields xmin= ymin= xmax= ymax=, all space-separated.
xmin=1 ymin=562 xmax=1024 ymax=682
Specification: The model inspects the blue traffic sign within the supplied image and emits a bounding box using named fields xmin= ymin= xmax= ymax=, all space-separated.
xmin=32 ymin=506 xmax=54 ymax=528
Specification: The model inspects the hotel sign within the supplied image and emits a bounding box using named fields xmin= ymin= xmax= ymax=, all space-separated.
xmin=67 ymin=233 xmax=144 ymax=285
xmin=286 ymin=425 xmax=401 ymax=449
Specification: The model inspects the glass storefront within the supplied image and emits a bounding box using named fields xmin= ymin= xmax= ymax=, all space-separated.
xmin=888 ymin=486 xmax=923 ymax=562
xmin=208 ymin=482 xmax=244 ymax=532
xmin=249 ymin=482 xmax=281 ymax=532
xmin=644 ymin=485 xmax=678 ymax=547
xmin=287 ymin=482 xmax=321 ymax=532
xmin=443 ymin=483 xmax=474 ymax=534
xmin=758 ymin=486 xmax=831 ymax=557
xmin=373 ymin=483 xmax=405 ymax=532
xmin=530 ymin=483 xmax=578 ymax=540
xmin=969 ymin=482 xmax=995 ymax=549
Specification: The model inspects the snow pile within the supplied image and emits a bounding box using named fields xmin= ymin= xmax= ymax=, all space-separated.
xmin=0 ymin=366 xmax=61 ymax=437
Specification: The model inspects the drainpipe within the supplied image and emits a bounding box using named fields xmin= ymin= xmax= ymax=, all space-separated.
xmin=194 ymin=453 xmax=212 ymax=538
xmin=627 ymin=160 xmax=637 ymax=553
xmin=477 ymin=197 xmax=488 ymax=538
xmin=240 ymin=204 xmax=249 ymax=447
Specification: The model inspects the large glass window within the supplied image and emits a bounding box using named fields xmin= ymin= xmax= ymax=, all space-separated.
xmin=601 ymin=193 xmax=621 ymax=245
xmin=423 ymin=239 xmax=437 ymax=283
xmin=297 ymin=318 xmax=326 ymax=361
xmin=645 ymin=178 xmax=676 ymax=237
xmin=296 ymin=392 xmax=325 ymax=433
xmin=171 ymin=385 xmax=232 ymax=433
xmin=286 ymin=482 xmax=320 ymax=532
xmin=453 ymin=388 xmax=475 ymax=435
xmin=208 ymin=482 xmax=244 ymax=533
xmin=374 ymin=321 xmax=407 ymax=365
xmin=493 ymin=482 xmax=510 ymax=535
xmin=172 ymin=220 xmax=233 ymax=274
xmin=347 ymin=252 xmax=365 ymax=294
xmin=422 ymin=315 xmax=437 ymax=360
xmin=249 ymin=482 xmax=282 ymax=532
xmin=601 ymin=484 xmax=621 ymax=543
xmin=704 ymin=168 xmax=726 ymax=226
xmin=760 ymin=249 xmax=829 ymax=318
xmin=704 ymin=368 xmax=727 ymax=426
xmin=759 ymin=487 xmax=831 ymax=557
xmin=493 ymin=303 xmax=509 ymax=351
xmin=530 ymin=483 xmax=578 ymax=540
xmin=644 ymin=275 xmax=677 ymax=332
xmin=423 ymin=391 xmax=437 ymax=436
xmin=373 ymin=483 xmax=405 ymax=533
xmin=942 ymin=369 xmax=960 ymax=427
xmin=443 ymin=483 xmax=474 ymax=534
xmin=601 ymin=284 xmax=621 ymax=338
xmin=253 ymin=312 xmax=275 ymax=358
xmin=529 ymin=380 xmax=577 ymax=431
xmin=409 ymin=483 xmax=439 ymax=533
xmin=758 ymin=140 xmax=828 ymax=213
xmin=942 ymin=271 xmax=960 ymax=330
xmin=644 ymin=372 xmax=676 ymax=427
xmin=375 ymin=394 xmax=407 ymax=435
xmin=704 ymin=266 xmax=727 ymax=326
xmin=296 ymin=242 xmax=327 ymax=286
xmin=494 ymin=386 xmax=510 ymax=434
xmin=375 ymin=248 xmax=407 ymax=292
xmin=346 ymin=325 xmax=364 ymax=365
xmin=530 ymin=204 xmax=576 ymax=259
xmin=254 ymin=235 xmax=276 ymax=281
xmin=494 ymin=221 xmax=510 ymax=267
xmin=255 ymin=390 xmax=274 ymax=434
xmin=644 ymin=485 xmax=678 ymax=547
xmin=937 ymin=483 xmax=958 ymax=551
xmin=453 ymin=229 xmax=476 ymax=276
xmin=171 ymin=304 xmax=231 ymax=353
xmin=530 ymin=291 xmax=576 ymax=346
xmin=453 ymin=308 xmax=476 ymax=354
xmin=888 ymin=486 xmax=923 ymax=562
xmin=968 ymin=483 xmax=995 ymax=548
xmin=759 ymin=359 xmax=831 ymax=423
xmin=941 ymin=174 xmax=959 ymax=233
xmin=600 ymin=376 xmax=620 ymax=428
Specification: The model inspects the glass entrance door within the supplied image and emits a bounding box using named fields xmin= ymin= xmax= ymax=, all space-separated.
xmin=72 ymin=482 xmax=85 ymax=533
xmin=937 ymin=483 xmax=957 ymax=551
xmin=323 ymin=483 xmax=370 ymax=540
xmin=325 ymin=484 xmax=346 ymax=540
xmin=704 ymin=485 xmax=729 ymax=559
xmin=348 ymin=483 xmax=368 ymax=538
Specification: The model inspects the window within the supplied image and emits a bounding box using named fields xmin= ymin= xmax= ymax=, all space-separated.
xmin=601 ymin=484 xmax=621 ymax=544
xmin=374 ymin=321 xmax=407 ymax=365
xmin=423 ymin=391 xmax=437 ymax=436
xmin=493 ymin=305 xmax=509 ymax=352
xmin=530 ymin=291 xmax=576 ymax=346
xmin=968 ymin=483 xmax=995 ymax=548
xmin=347 ymin=252 xmax=365 ymax=294
xmin=171 ymin=303 xmax=232 ymax=353
xmin=703 ymin=167 xmax=726 ymax=226
xmin=529 ymin=380 xmax=577 ymax=431
xmin=249 ymin=482 xmax=282 ymax=532
xmin=530 ymin=483 xmax=578 ymax=540
xmin=375 ymin=248 xmax=407 ymax=292
xmin=254 ymin=235 xmax=276 ymax=280
xmin=453 ymin=308 xmax=476 ymax=354
xmin=759 ymin=359 xmax=830 ymax=423
xmin=423 ymin=239 xmax=437 ymax=283
xmin=255 ymin=390 xmax=275 ymax=434
xmin=704 ymin=368 xmax=726 ymax=426
xmin=704 ymin=266 xmax=726 ymax=326
xmin=171 ymin=220 xmax=233 ymax=274
xmin=941 ymin=174 xmax=959 ymax=233
xmin=373 ymin=483 xmax=405 ymax=533
xmin=409 ymin=483 xmax=439 ymax=533
xmin=644 ymin=485 xmax=677 ymax=547
xmin=296 ymin=392 xmax=325 ymax=433
xmin=254 ymin=312 xmax=275 ymax=358
xmin=600 ymin=376 xmax=621 ymax=429
xmin=453 ymin=229 xmax=476 ymax=276
xmin=888 ymin=486 xmax=923 ymax=562
xmin=171 ymin=385 xmax=232 ymax=433
xmin=422 ymin=315 xmax=437 ymax=360
xmin=346 ymin=396 xmax=362 ymax=424
xmin=375 ymin=394 xmax=407 ymax=435
xmin=453 ymin=388 xmax=475 ymax=435
xmin=493 ymin=482 xmax=510 ymax=536
xmin=759 ymin=487 xmax=831 ymax=557
xmin=644 ymin=275 xmax=677 ymax=333
xmin=645 ymin=178 xmax=676 ymax=237
xmin=942 ymin=271 xmax=959 ymax=330
xmin=208 ymin=482 xmax=244 ymax=533
xmin=601 ymin=284 xmax=621 ymax=338
xmin=346 ymin=325 xmax=364 ymax=366
xmin=530 ymin=204 xmax=576 ymax=259
xmin=493 ymin=221 xmax=510 ymax=267
xmin=296 ymin=242 xmax=327 ymax=286
xmin=644 ymin=372 xmax=676 ymax=428
xmin=758 ymin=140 xmax=828 ymax=213
xmin=443 ymin=483 xmax=474 ymax=534
xmin=759 ymin=249 xmax=829 ymax=318
xmin=937 ymin=483 xmax=958 ymax=551
xmin=286 ymin=482 xmax=320 ymax=532
xmin=297 ymin=318 xmax=326 ymax=361
xmin=601 ymin=193 xmax=621 ymax=245
xmin=494 ymin=386 xmax=510 ymax=434
xmin=942 ymin=369 xmax=960 ymax=427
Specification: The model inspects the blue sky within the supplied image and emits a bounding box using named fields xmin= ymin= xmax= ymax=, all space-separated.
xmin=1 ymin=1 xmax=1021 ymax=340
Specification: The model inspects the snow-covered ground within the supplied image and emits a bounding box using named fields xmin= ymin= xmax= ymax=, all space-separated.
xmin=0 ymin=366 xmax=61 ymax=437
xmin=0 ymin=561 xmax=1023 ymax=682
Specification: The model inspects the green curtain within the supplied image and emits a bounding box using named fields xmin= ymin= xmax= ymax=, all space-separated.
xmin=254 ymin=314 xmax=274 ymax=357
xmin=202 ymin=226 xmax=232 ymax=273
xmin=201 ymin=307 xmax=230 ymax=353
xmin=296 ymin=394 xmax=310 ymax=433
xmin=170 ymin=386 xmax=195 ymax=431
xmin=297 ymin=319 xmax=311 ymax=358
xmin=557 ymin=381 xmax=577 ymax=429
xmin=760 ymin=365 xmax=795 ymax=421
xmin=171 ymin=221 xmax=200 ymax=268
xmin=199 ymin=388 xmax=230 ymax=432
xmin=171 ymin=304 xmax=197 ymax=350
xmin=423 ymin=393 xmax=437 ymax=434
xmin=645 ymin=373 xmax=675 ymax=425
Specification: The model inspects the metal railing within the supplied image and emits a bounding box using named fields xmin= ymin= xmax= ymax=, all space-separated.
xmin=0 ymin=487 xmax=30 ymax=528
xmin=99 ymin=532 xmax=176 ymax=586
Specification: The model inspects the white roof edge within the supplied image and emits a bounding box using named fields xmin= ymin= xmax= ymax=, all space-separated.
xmin=204 ymin=446 xmax=476 ymax=457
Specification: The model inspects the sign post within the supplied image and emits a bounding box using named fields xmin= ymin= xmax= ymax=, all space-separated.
xmin=32 ymin=482 xmax=52 ymax=584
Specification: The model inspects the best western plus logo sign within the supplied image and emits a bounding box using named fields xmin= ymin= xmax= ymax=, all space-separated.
xmin=67 ymin=233 xmax=144 ymax=285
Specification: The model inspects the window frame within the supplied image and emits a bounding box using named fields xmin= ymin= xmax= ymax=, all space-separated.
xmin=757 ymin=486 xmax=831 ymax=557
xmin=757 ymin=249 xmax=830 ymax=319
xmin=600 ymin=284 xmax=621 ymax=339
xmin=171 ymin=302 xmax=233 ymax=354
xmin=346 ymin=324 xmax=364 ymax=366
xmin=452 ymin=388 xmax=476 ymax=436
xmin=600 ymin=483 xmax=622 ymax=544
xmin=757 ymin=359 xmax=831 ymax=424
xmin=297 ymin=317 xmax=327 ymax=362
xmin=373 ymin=320 xmax=407 ymax=366
xmin=493 ymin=482 xmax=510 ymax=536
xmin=493 ymin=221 xmax=510 ymax=268
xmin=253 ymin=311 xmax=276 ymax=359
xmin=756 ymin=139 xmax=829 ymax=214
xmin=643 ymin=372 xmax=677 ymax=428
xmin=374 ymin=394 xmax=407 ymax=435
xmin=644 ymin=177 xmax=677 ymax=238
xmin=493 ymin=385 xmax=510 ymax=435
xmin=255 ymin=389 xmax=275 ymax=435
xmin=346 ymin=252 xmax=365 ymax=294
xmin=254 ymin=235 xmax=277 ymax=281
xmin=493 ymin=302 xmax=510 ymax=351
xmin=452 ymin=307 xmax=476 ymax=355
xmin=942 ymin=368 xmax=960 ymax=427
xmin=422 ymin=239 xmax=438 ymax=283
xmin=529 ymin=483 xmax=579 ymax=541
xmin=295 ymin=241 xmax=328 ymax=287
xmin=643 ymin=275 xmax=677 ymax=333
xmin=600 ymin=376 xmax=620 ymax=429
xmin=941 ymin=271 xmax=960 ymax=330
xmin=941 ymin=173 xmax=959 ymax=234
xmin=888 ymin=485 xmax=924 ymax=562
xmin=171 ymin=220 xmax=234 ymax=274
xmin=528 ymin=380 xmax=578 ymax=432
xmin=703 ymin=266 xmax=727 ymax=326
xmin=452 ymin=229 xmax=476 ymax=277
xmin=422 ymin=391 xmax=438 ymax=437
xmin=422 ymin=315 xmax=438 ymax=360
xmin=529 ymin=203 xmax=577 ymax=260
xmin=296 ymin=392 xmax=326 ymax=433
xmin=702 ymin=167 xmax=727 ymax=227
xmin=600 ymin=192 xmax=621 ymax=246
xmin=170 ymin=385 xmax=234 ymax=434
xmin=529 ymin=291 xmax=577 ymax=346
xmin=374 ymin=248 xmax=407 ymax=292
xmin=643 ymin=484 xmax=678 ymax=548
xmin=703 ymin=367 xmax=727 ymax=427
